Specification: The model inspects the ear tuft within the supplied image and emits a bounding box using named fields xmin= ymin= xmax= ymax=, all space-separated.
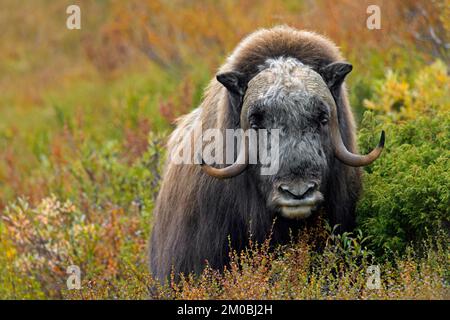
xmin=320 ymin=62 xmax=353 ymax=90
xmin=216 ymin=71 xmax=246 ymax=96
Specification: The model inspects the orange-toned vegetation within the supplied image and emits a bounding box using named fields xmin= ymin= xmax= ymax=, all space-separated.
xmin=0 ymin=0 xmax=448 ymax=299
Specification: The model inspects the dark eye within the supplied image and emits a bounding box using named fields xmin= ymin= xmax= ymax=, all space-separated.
xmin=248 ymin=109 xmax=265 ymax=129
xmin=316 ymin=99 xmax=330 ymax=127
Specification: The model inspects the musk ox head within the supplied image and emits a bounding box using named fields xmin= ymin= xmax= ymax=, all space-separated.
xmin=201 ymin=57 xmax=384 ymax=219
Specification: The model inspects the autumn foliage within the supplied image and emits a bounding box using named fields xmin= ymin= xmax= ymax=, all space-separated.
xmin=0 ymin=0 xmax=448 ymax=299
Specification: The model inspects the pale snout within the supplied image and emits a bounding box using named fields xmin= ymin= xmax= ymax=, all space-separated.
xmin=274 ymin=182 xmax=324 ymax=219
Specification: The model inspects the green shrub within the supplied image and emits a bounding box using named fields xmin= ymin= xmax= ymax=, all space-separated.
xmin=0 ymin=133 xmax=165 ymax=298
xmin=356 ymin=60 xmax=449 ymax=256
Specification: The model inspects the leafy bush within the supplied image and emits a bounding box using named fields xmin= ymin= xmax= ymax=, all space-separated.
xmin=65 ymin=221 xmax=449 ymax=300
xmin=1 ymin=0 xmax=448 ymax=300
xmin=363 ymin=60 xmax=449 ymax=120
xmin=357 ymin=61 xmax=450 ymax=256
xmin=0 ymin=134 xmax=164 ymax=298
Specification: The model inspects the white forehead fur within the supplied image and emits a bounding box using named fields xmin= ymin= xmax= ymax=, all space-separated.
xmin=244 ymin=56 xmax=333 ymax=106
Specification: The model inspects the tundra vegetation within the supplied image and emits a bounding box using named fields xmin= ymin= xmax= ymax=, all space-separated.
xmin=0 ymin=0 xmax=448 ymax=299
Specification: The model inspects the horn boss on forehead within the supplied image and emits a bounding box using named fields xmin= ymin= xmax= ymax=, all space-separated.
xmin=201 ymin=62 xmax=384 ymax=179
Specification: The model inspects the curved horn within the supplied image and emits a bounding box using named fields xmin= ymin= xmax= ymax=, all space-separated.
xmin=200 ymin=77 xmax=251 ymax=179
xmin=200 ymin=135 xmax=248 ymax=179
xmin=316 ymin=62 xmax=384 ymax=166
xmin=329 ymin=97 xmax=384 ymax=167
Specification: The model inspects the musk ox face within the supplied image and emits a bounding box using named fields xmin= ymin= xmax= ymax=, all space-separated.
xmin=201 ymin=57 xmax=385 ymax=218
xmin=246 ymin=57 xmax=331 ymax=219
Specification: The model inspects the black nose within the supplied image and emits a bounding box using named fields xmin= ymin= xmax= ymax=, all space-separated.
xmin=278 ymin=183 xmax=317 ymax=200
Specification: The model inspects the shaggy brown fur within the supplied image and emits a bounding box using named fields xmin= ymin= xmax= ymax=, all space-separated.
xmin=149 ymin=26 xmax=362 ymax=282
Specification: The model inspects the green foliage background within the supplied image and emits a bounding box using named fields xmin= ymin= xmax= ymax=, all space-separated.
xmin=0 ymin=0 xmax=448 ymax=299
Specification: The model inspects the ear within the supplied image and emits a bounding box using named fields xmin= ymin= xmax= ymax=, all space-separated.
xmin=216 ymin=71 xmax=248 ymax=127
xmin=216 ymin=71 xmax=247 ymax=96
xmin=320 ymin=62 xmax=352 ymax=95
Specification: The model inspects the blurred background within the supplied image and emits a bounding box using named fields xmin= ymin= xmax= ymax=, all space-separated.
xmin=0 ymin=0 xmax=448 ymax=299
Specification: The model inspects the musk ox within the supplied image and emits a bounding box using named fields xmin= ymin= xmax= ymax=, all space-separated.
xmin=149 ymin=26 xmax=384 ymax=282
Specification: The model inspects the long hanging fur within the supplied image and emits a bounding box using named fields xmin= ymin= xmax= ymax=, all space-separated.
xmin=149 ymin=26 xmax=362 ymax=282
